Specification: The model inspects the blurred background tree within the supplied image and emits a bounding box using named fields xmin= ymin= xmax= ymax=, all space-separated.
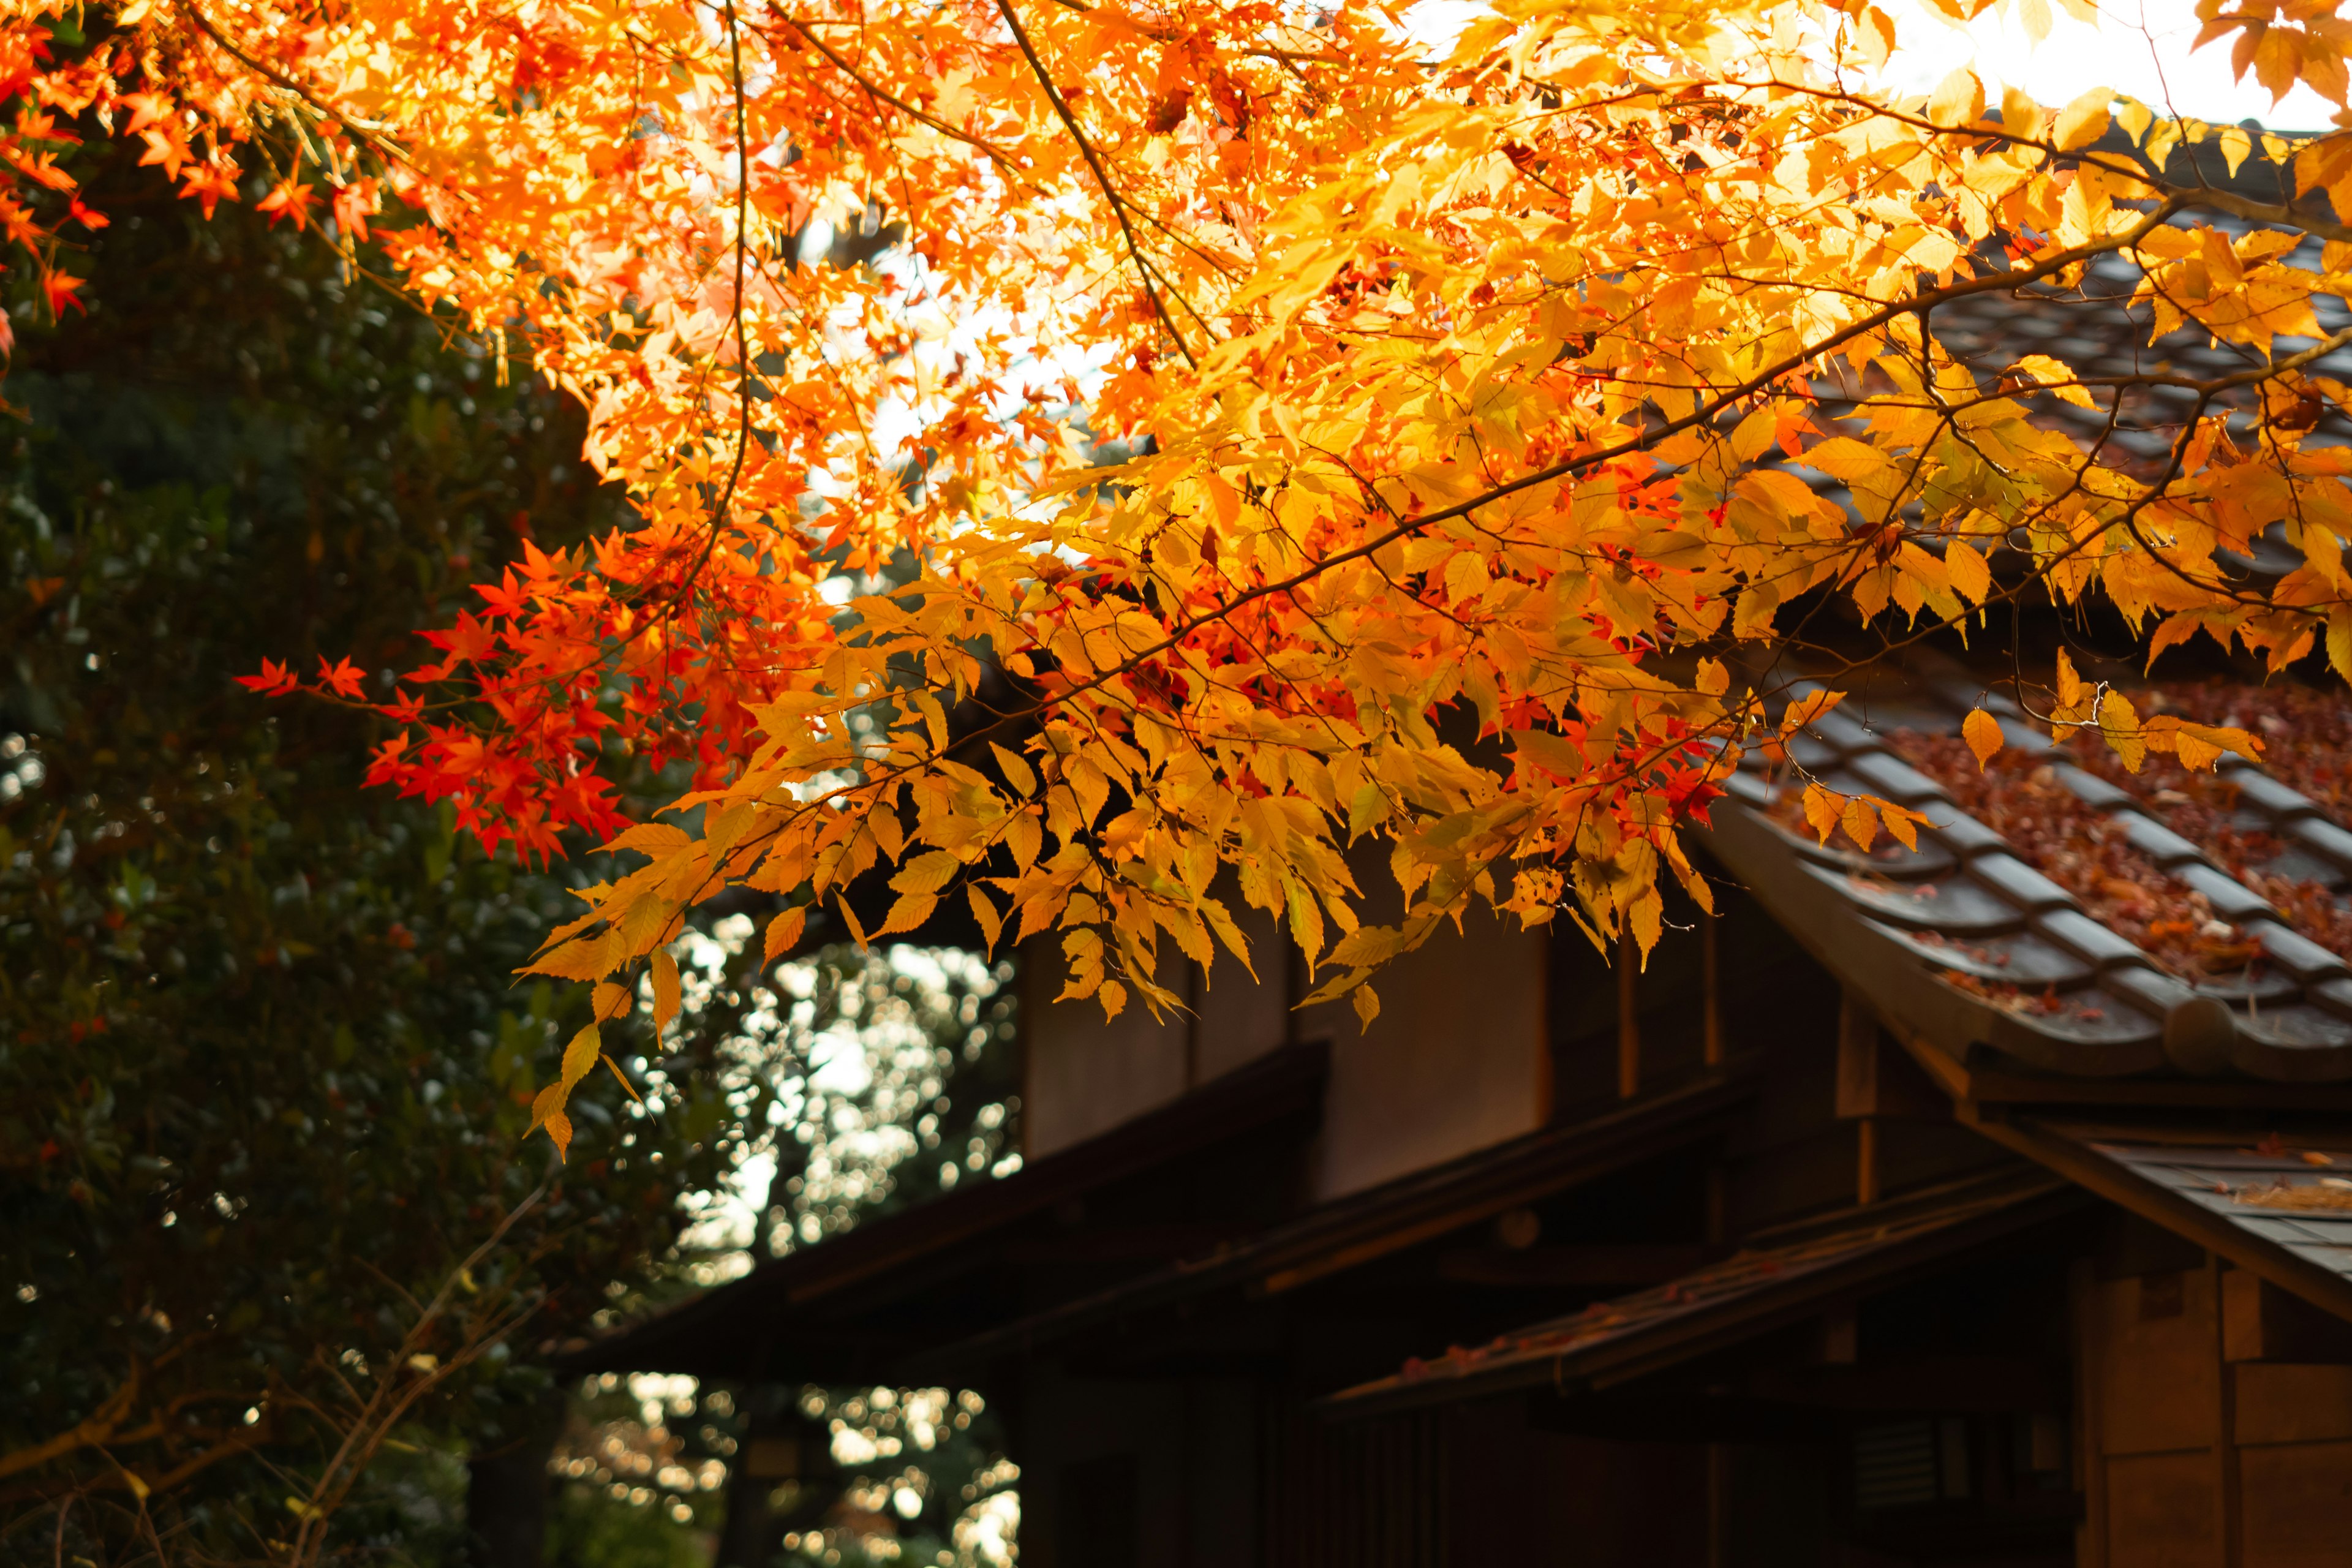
xmin=0 ymin=126 xmax=742 ymax=1562
xmin=0 ymin=115 xmax=1027 ymax=1568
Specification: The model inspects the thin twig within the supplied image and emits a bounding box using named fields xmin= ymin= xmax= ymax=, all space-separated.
xmin=992 ymin=0 xmax=1199 ymax=368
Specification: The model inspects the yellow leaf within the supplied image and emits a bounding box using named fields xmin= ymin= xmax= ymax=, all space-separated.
xmin=592 ymin=981 xmax=631 ymax=1021
xmin=540 ymin=1110 xmax=573 ymax=1161
xmin=1801 ymin=783 xmax=1845 ymax=845
xmin=989 ymin=742 xmax=1038 ymax=797
xmin=524 ymin=928 xmax=620 ymax=981
xmin=2002 ymin=83 xmax=2048 ymax=139
xmin=651 ymin=948 xmax=681 ymax=1034
xmin=1962 ymin=708 xmax=2005 ymax=771
xmin=1879 ymin=802 xmax=1928 ymax=851
xmin=560 ymin=1022 xmax=601 ymax=1088
xmin=2332 ymin=606 xmax=2352 ymax=685
xmin=1329 ymin=923 xmax=1405 ymax=967
xmin=1841 ymin=795 xmax=1880 ymax=852
xmin=764 ymin=905 xmax=806 ymax=962
xmin=1803 ymin=437 xmax=1887 ymax=482
xmin=1695 ymin=657 xmax=1730 ymax=696
xmin=1006 ymin=810 xmax=1042 ymax=870
xmin=2114 ymin=97 xmax=2155 ymax=145
xmin=605 ymin=821 xmax=692 ymax=859
xmin=2220 ymin=124 xmax=2253 ymax=177
xmin=879 ymin=890 xmax=939 ymax=936
xmin=2054 ymin=648 xmax=2083 ymax=709
xmin=2053 ymin=87 xmax=2112 ymax=151
xmin=1779 ymin=688 xmax=1846 ymax=737
xmin=1351 ymin=981 xmax=1381 ymax=1030
xmin=1929 ymin=67 xmax=1985 ymax=126
xmin=1946 ymin=540 xmax=1991 ymax=605
xmin=2100 ymin=687 xmax=2146 ymax=772
xmin=602 ymin=1054 xmax=644 ymax=1104
xmin=892 ymin=849 xmax=963 ymax=895
xmin=967 ymin=884 xmax=1005 ymax=951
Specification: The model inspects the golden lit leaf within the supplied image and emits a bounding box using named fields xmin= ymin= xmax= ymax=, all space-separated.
xmin=990 ymin=742 xmax=1038 ymax=797
xmin=650 ymin=948 xmax=681 ymax=1035
xmin=879 ymin=891 xmax=939 ymax=936
xmin=891 ymin=850 xmax=963 ymax=896
xmin=2052 ymin=87 xmax=2112 ymax=151
xmin=1779 ymin=689 xmax=1846 ymax=737
xmin=1841 ymin=795 xmax=1880 ymax=853
xmin=2100 ymin=687 xmax=2146 ymax=772
xmin=764 ymin=906 xmax=806 ymax=963
xmin=1801 ymin=783 xmax=1846 ymax=845
xmin=560 ymin=1023 xmax=601 ymax=1089
xmin=1963 ymin=708 xmax=2005 ymax=771
xmin=1802 ymin=437 xmax=1887 ymax=482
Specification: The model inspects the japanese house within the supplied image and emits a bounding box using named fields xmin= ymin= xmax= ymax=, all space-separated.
xmin=569 ymin=156 xmax=2352 ymax=1568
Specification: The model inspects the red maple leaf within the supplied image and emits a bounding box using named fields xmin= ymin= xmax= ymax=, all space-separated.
xmin=254 ymin=178 xmax=317 ymax=230
xmin=40 ymin=268 xmax=83 ymax=318
xmin=317 ymin=655 xmax=368 ymax=699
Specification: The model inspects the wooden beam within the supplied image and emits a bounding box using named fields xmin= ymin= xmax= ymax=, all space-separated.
xmin=2070 ymin=1258 xmax=2108 ymax=1568
xmin=1837 ymin=988 xmax=1880 ymax=1118
xmin=1702 ymin=914 xmax=1724 ymax=1069
xmin=2212 ymin=1253 xmax=2242 ymax=1568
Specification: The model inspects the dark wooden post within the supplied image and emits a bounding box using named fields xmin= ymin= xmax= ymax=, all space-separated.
xmin=1617 ymin=929 xmax=1640 ymax=1099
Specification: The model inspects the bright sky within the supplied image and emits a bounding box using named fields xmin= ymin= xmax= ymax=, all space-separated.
xmin=1873 ymin=0 xmax=2340 ymax=130
xmin=1404 ymin=0 xmax=2342 ymax=128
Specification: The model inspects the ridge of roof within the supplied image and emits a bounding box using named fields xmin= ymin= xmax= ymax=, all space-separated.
xmin=1322 ymin=1166 xmax=2079 ymax=1419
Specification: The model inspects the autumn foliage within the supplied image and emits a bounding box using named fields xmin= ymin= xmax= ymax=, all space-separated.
xmin=10 ymin=0 xmax=2352 ymax=1148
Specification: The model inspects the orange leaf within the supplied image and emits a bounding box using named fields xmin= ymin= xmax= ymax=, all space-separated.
xmin=1962 ymin=709 xmax=2004 ymax=771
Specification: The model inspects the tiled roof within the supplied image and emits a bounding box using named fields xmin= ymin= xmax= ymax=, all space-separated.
xmin=1323 ymin=1169 xmax=2076 ymax=1417
xmin=1706 ymin=668 xmax=2352 ymax=1083
xmin=1954 ymin=1115 xmax=2352 ymax=1322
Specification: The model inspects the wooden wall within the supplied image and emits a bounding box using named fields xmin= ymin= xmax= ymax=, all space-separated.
xmin=2082 ymin=1261 xmax=2352 ymax=1568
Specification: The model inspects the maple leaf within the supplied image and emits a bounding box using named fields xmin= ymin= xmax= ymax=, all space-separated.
xmin=254 ymin=178 xmax=317 ymax=230
xmin=317 ymin=655 xmax=368 ymax=699
xmin=39 ymin=268 xmax=81 ymax=317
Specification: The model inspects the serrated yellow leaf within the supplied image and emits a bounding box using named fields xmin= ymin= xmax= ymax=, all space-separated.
xmin=560 ymin=1022 xmax=601 ymax=1088
xmin=1803 ymin=437 xmax=1887 ymax=482
xmin=2053 ymin=86 xmax=2111 ymax=151
xmin=2220 ymin=124 xmax=2253 ymax=177
xmin=1963 ymin=708 xmax=2004 ymax=771
xmin=1801 ymin=783 xmax=1845 ymax=844
xmin=650 ymin=948 xmax=680 ymax=1033
xmin=989 ymin=742 xmax=1038 ymax=797
xmin=1929 ymin=66 xmax=1985 ymax=127
xmin=967 ymin=884 xmax=1005 ymax=951
xmin=764 ymin=905 xmax=806 ymax=963
xmin=2055 ymin=648 xmax=2083 ymax=710
xmin=1351 ymin=982 xmax=1381 ymax=1030
xmin=1780 ymin=688 xmax=1846 ymax=737
xmin=1841 ymin=795 xmax=1880 ymax=852
xmin=2100 ymin=687 xmax=2146 ymax=772
xmin=879 ymin=891 xmax=938 ymax=935
xmin=892 ymin=849 xmax=962 ymax=895
xmin=1946 ymin=540 xmax=1991 ymax=605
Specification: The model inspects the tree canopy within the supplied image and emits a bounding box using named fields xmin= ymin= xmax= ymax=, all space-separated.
xmin=7 ymin=0 xmax=2351 ymax=1147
